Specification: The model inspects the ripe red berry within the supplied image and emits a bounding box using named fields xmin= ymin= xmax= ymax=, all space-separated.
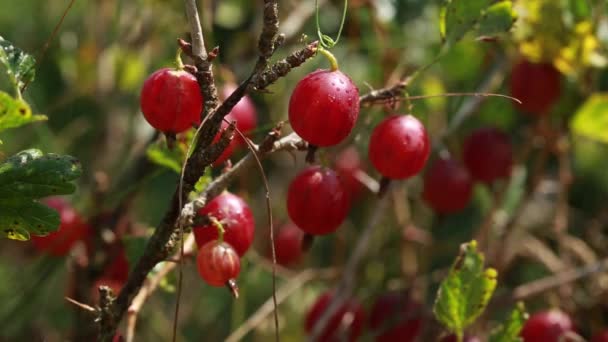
xmin=140 ymin=68 xmax=203 ymax=134
xmin=510 ymin=59 xmax=561 ymax=116
xmin=462 ymin=127 xmax=513 ymax=183
xmin=439 ymin=334 xmax=481 ymax=342
xmin=289 ymin=69 xmax=359 ymax=147
xmin=271 ymin=222 xmax=304 ymax=267
xmin=423 ymin=157 xmax=473 ymax=214
xmin=287 ymin=166 xmax=350 ymax=235
xmin=193 ymin=192 xmax=255 ymax=257
xmin=221 ymin=84 xmax=258 ymax=145
xmin=196 ymin=240 xmax=240 ymax=287
xmin=520 ymin=310 xmax=574 ymax=342
xmin=211 ymin=120 xmax=238 ymax=167
xmin=305 ymin=292 xmax=365 ymax=342
xmin=334 ymin=147 xmax=365 ymax=200
xmin=592 ymin=331 xmax=608 ymax=342
xmin=31 ymin=197 xmax=91 ymax=256
xmin=100 ymin=246 xmax=130 ymax=284
xmin=369 ymin=292 xmax=423 ymax=342
xmin=368 ymin=115 xmax=430 ymax=179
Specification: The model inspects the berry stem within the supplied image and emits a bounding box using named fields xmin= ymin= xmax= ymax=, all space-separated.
xmin=302 ymin=233 xmax=315 ymax=252
xmin=175 ymin=47 xmax=185 ymax=70
xmin=209 ymin=216 xmax=225 ymax=243
xmin=226 ymin=279 xmax=240 ymax=299
xmin=305 ymin=145 xmax=319 ymax=163
xmin=317 ymin=47 xmax=339 ymax=71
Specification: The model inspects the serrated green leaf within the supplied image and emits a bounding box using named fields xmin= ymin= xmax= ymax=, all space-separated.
xmin=570 ymin=94 xmax=608 ymax=144
xmin=489 ymin=302 xmax=528 ymax=342
xmin=0 ymin=200 xmax=60 ymax=240
xmin=146 ymin=141 xmax=184 ymax=173
xmin=0 ymin=91 xmax=47 ymax=135
xmin=477 ymin=1 xmax=517 ymax=37
xmin=433 ymin=240 xmax=498 ymax=338
xmin=0 ymin=35 xmax=35 ymax=93
xmin=0 ymin=149 xmax=81 ymax=240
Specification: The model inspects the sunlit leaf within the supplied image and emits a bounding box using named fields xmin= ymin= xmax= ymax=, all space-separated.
xmin=570 ymin=94 xmax=608 ymax=145
xmin=477 ymin=1 xmax=517 ymax=37
xmin=489 ymin=302 xmax=528 ymax=342
xmin=0 ymin=35 xmax=35 ymax=92
xmin=0 ymin=91 xmax=46 ymax=138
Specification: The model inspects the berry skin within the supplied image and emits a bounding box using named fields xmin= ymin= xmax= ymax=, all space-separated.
xmin=289 ymin=69 xmax=359 ymax=147
xmin=368 ymin=115 xmax=430 ymax=179
xmin=31 ymin=197 xmax=91 ymax=256
xmin=304 ymin=292 xmax=365 ymax=342
xmin=510 ymin=59 xmax=561 ymax=116
xmin=196 ymin=240 xmax=241 ymax=287
xmin=221 ymin=84 xmax=258 ymax=145
xmin=368 ymin=292 xmax=423 ymax=342
xmin=423 ymin=157 xmax=473 ymax=214
xmin=462 ymin=127 xmax=513 ymax=183
xmin=140 ymin=68 xmax=203 ymax=134
xmin=520 ymin=310 xmax=574 ymax=342
xmin=334 ymin=147 xmax=365 ymax=200
xmin=271 ymin=222 xmax=304 ymax=267
xmin=591 ymin=331 xmax=608 ymax=342
xmin=287 ymin=166 xmax=350 ymax=235
xmin=193 ymin=192 xmax=255 ymax=257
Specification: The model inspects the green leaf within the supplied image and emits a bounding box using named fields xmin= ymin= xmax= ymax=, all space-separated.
xmin=570 ymin=94 xmax=608 ymax=144
xmin=193 ymin=167 xmax=212 ymax=193
xmin=0 ymin=35 xmax=36 ymax=93
xmin=489 ymin=302 xmax=528 ymax=342
xmin=439 ymin=0 xmax=516 ymax=46
xmin=0 ymin=91 xmax=47 ymax=136
xmin=146 ymin=141 xmax=184 ymax=173
xmin=0 ymin=149 xmax=82 ymax=240
xmin=477 ymin=1 xmax=517 ymax=37
xmin=433 ymin=240 xmax=498 ymax=338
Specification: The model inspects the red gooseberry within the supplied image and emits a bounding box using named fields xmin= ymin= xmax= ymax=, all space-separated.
xmin=591 ymin=331 xmax=608 ymax=342
xmin=289 ymin=69 xmax=359 ymax=147
xmin=334 ymin=147 xmax=365 ymax=200
xmin=423 ymin=157 xmax=473 ymax=214
xmin=287 ymin=166 xmax=350 ymax=235
xmin=304 ymin=292 xmax=365 ymax=342
xmin=140 ymin=68 xmax=203 ymax=134
xmin=368 ymin=115 xmax=430 ymax=179
xmin=271 ymin=222 xmax=304 ymax=267
xmin=196 ymin=240 xmax=240 ymax=287
xmin=510 ymin=59 xmax=561 ymax=116
xmin=193 ymin=192 xmax=255 ymax=257
xmin=369 ymin=292 xmax=424 ymax=342
xmin=31 ymin=197 xmax=91 ymax=257
xmin=462 ymin=127 xmax=513 ymax=183
xmin=221 ymin=83 xmax=258 ymax=145
xmin=520 ymin=310 xmax=574 ymax=342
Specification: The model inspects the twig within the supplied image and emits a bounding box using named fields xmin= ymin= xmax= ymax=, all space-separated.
xmin=225 ymin=268 xmax=337 ymax=342
xmin=183 ymin=0 xmax=207 ymax=61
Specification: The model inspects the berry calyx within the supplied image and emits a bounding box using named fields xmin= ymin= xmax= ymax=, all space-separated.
xmin=31 ymin=197 xmax=91 ymax=256
xmin=510 ymin=59 xmax=561 ymax=116
xmin=271 ymin=222 xmax=304 ymax=267
xmin=368 ymin=292 xmax=423 ymax=342
xmin=289 ymin=69 xmax=359 ymax=147
xmin=368 ymin=115 xmax=430 ymax=180
xmin=304 ymin=292 xmax=365 ymax=342
xmin=196 ymin=240 xmax=241 ymax=297
xmin=423 ymin=157 xmax=473 ymax=214
xmin=193 ymin=192 xmax=255 ymax=257
xmin=287 ymin=166 xmax=350 ymax=235
xmin=334 ymin=147 xmax=365 ymax=200
xmin=140 ymin=67 xmax=203 ymax=134
xmin=520 ymin=310 xmax=574 ymax=342
xmin=462 ymin=127 xmax=513 ymax=183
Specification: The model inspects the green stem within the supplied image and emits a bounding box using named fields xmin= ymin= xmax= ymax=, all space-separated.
xmin=175 ymin=48 xmax=185 ymax=70
xmin=209 ymin=216 xmax=225 ymax=242
xmin=315 ymin=0 xmax=348 ymax=49
xmin=317 ymin=47 xmax=339 ymax=71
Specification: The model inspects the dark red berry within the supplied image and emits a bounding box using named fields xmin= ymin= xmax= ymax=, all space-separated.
xmin=140 ymin=68 xmax=203 ymax=134
xmin=510 ymin=59 xmax=561 ymax=116
xmin=211 ymin=120 xmax=238 ymax=167
xmin=31 ymin=197 xmax=91 ymax=256
xmin=591 ymin=331 xmax=608 ymax=342
xmin=221 ymin=83 xmax=257 ymax=145
xmin=334 ymin=147 xmax=365 ymax=200
xmin=368 ymin=115 xmax=430 ymax=179
xmin=423 ymin=157 xmax=473 ymax=214
xmin=287 ymin=166 xmax=350 ymax=235
xmin=369 ymin=292 xmax=423 ymax=342
xmin=100 ymin=246 xmax=130 ymax=284
xmin=289 ymin=69 xmax=359 ymax=147
xmin=196 ymin=240 xmax=240 ymax=287
xmin=271 ymin=222 xmax=304 ymax=267
xmin=193 ymin=192 xmax=255 ymax=257
xmin=439 ymin=334 xmax=481 ymax=342
xmin=304 ymin=292 xmax=365 ymax=342
xmin=462 ymin=127 xmax=513 ymax=183
xmin=520 ymin=310 xmax=574 ymax=342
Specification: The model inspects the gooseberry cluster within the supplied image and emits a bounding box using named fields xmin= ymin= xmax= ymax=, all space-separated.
xmin=192 ymin=191 xmax=255 ymax=296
